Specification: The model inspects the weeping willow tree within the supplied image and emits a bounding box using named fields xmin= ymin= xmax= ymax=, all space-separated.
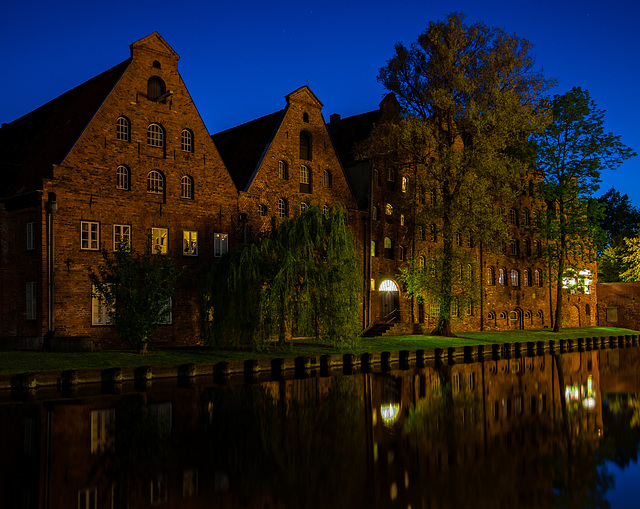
xmin=204 ymin=205 xmax=361 ymax=349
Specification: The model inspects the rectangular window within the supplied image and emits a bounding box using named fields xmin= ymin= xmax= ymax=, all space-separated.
xmin=81 ymin=221 xmax=99 ymax=250
xmin=91 ymin=408 xmax=115 ymax=454
xmin=113 ymin=224 xmax=131 ymax=251
xmin=26 ymin=282 xmax=37 ymax=320
xmin=183 ymin=231 xmax=198 ymax=256
xmin=152 ymin=228 xmax=168 ymax=255
xmin=78 ymin=487 xmax=98 ymax=509
xmin=214 ymin=233 xmax=228 ymax=257
xmin=158 ymin=297 xmax=172 ymax=325
xmin=91 ymin=285 xmax=114 ymax=326
xmin=27 ymin=222 xmax=35 ymax=250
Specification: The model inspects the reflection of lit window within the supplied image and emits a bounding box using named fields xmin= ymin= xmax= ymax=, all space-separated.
xmin=380 ymin=403 xmax=400 ymax=426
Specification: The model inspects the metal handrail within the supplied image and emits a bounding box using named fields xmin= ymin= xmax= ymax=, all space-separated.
xmin=382 ymin=308 xmax=399 ymax=324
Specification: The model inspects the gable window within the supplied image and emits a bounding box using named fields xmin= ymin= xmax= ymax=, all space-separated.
xmin=151 ymin=227 xmax=168 ymax=254
xmin=323 ymin=170 xmax=332 ymax=188
xmin=300 ymin=165 xmax=311 ymax=193
xmin=183 ymin=231 xmax=198 ymax=256
xmin=300 ymin=131 xmax=312 ymax=160
xmin=113 ymin=224 xmax=131 ymax=251
xmin=91 ymin=285 xmax=114 ymax=326
xmin=26 ymin=282 xmax=37 ymax=320
xmin=27 ymin=222 xmax=35 ymax=250
xmin=147 ymin=123 xmax=164 ymax=147
xmin=147 ymin=171 xmax=164 ymax=194
xmin=278 ymin=198 xmax=288 ymax=218
xmin=116 ymin=165 xmax=130 ymax=190
xmin=147 ymin=76 xmax=166 ymax=102
xmin=81 ymin=221 xmax=99 ymax=250
xmin=181 ymin=175 xmax=194 ymax=199
xmin=303 ymin=112 xmax=309 ymax=122
xmin=214 ymin=233 xmax=228 ymax=257
xmin=181 ymin=129 xmax=194 ymax=152
xmin=258 ymin=204 xmax=267 ymax=216
xmin=278 ymin=160 xmax=288 ymax=179
xmin=116 ymin=116 xmax=130 ymax=141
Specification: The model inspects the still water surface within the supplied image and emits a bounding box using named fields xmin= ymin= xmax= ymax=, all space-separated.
xmin=1 ymin=346 xmax=639 ymax=508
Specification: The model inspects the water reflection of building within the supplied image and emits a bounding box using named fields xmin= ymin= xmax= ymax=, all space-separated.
xmin=1 ymin=347 xmax=635 ymax=508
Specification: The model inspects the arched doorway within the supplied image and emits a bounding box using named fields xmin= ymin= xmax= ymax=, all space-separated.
xmin=379 ymin=279 xmax=400 ymax=322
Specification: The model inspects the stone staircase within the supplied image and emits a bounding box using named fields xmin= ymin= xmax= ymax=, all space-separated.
xmin=362 ymin=322 xmax=398 ymax=338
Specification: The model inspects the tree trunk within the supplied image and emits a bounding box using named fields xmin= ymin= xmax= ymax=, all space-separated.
xmin=553 ymin=214 xmax=567 ymax=332
xmin=432 ymin=190 xmax=457 ymax=337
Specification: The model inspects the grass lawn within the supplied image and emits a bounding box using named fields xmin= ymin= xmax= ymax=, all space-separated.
xmin=0 ymin=326 xmax=637 ymax=375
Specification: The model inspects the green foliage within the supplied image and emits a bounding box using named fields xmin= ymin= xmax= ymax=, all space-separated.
xmin=361 ymin=12 xmax=553 ymax=335
xmin=204 ymin=205 xmax=362 ymax=349
xmin=89 ymin=240 xmax=180 ymax=352
xmin=532 ymin=87 xmax=636 ymax=330
xmin=620 ymin=237 xmax=640 ymax=282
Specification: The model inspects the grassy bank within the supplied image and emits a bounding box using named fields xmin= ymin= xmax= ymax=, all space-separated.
xmin=0 ymin=326 xmax=637 ymax=375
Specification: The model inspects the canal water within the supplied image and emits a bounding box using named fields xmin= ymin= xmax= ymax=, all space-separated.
xmin=1 ymin=346 xmax=639 ymax=508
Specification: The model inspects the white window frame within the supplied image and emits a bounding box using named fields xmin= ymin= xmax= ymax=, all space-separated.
xmin=152 ymin=228 xmax=168 ymax=255
xmin=26 ymin=282 xmax=37 ymax=320
xmin=116 ymin=116 xmax=130 ymax=142
xmin=113 ymin=224 xmax=131 ymax=251
xmin=183 ymin=230 xmax=198 ymax=256
xmin=81 ymin=221 xmax=99 ymax=250
xmin=116 ymin=165 xmax=130 ymax=190
xmin=181 ymin=175 xmax=193 ymax=199
xmin=214 ymin=233 xmax=228 ymax=257
xmin=27 ymin=222 xmax=35 ymax=250
xmin=147 ymin=171 xmax=164 ymax=194
xmin=91 ymin=285 xmax=114 ymax=326
xmin=147 ymin=123 xmax=164 ymax=147
xmin=278 ymin=160 xmax=287 ymax=179
xmin=323 ymin=169 xmax=332 ymax=188
xmin=278 ymin=199 xmax=287 ymax=218
xmin=90 ymin=408 xmax=115 ymax=454
xmin=181 ymin=129 xmax=193 ymax=152
xmin=300 ymin=165 xmax=310 ymax=184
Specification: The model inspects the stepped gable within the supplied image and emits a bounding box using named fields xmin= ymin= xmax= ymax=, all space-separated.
xmin=0 ymin=59 xmax=131 ymax=198
xmin=212 ymin=110 xmax=284 ymax=192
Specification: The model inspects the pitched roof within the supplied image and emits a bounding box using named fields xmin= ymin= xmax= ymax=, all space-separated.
xmin=211 ymin=110 xmax=284 ymax=192
xmin=0 ymin=59 xmax=131 ymax=198
xmin=328 ymin=109 xmax=382 ymax=168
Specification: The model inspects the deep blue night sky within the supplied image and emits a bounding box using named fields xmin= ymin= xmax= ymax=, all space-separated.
xmin=2 ymin=0 xmax=638 ymax=204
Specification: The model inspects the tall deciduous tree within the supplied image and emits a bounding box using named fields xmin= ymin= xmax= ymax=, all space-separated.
xmin=533 ymin=87 xmax=636 ymax=331
xmin=89 ymin=240 xmax=180 ymax=353
xmin=204 ymin=205 xmax=361 ymax=349
xmin=360 ymin=12 xmax=554 ymax=335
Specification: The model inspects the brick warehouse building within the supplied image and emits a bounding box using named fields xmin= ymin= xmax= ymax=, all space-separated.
xmin=0 ymin=33 xmax=597 ymax=350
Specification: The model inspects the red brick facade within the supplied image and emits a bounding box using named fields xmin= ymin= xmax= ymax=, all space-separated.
xmin=0 ymin=33 xmax=598 ymax=350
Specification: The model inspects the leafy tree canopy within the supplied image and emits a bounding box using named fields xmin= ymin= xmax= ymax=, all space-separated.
xmin=360 ymin=12 xmax=554 ymax=336
xmin=89 ymin=240 xmax=180 ymax=353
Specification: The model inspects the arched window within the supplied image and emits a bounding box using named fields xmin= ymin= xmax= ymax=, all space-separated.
xmin=509 ymin=208 xmax=518 ymax=225
xmin=418 ymin=255 xmax=425 ymax=268
xmin=399 ymin=246 xmax=405 ymax=261
xmin=465 ymin=232 xmax=472 ymax=248
xmin=510 ymin=240 xmax=519 ymax=256
xmin=521 ymin=208 xmax=529 ymax=226
xmin=300 ymin=131 xmax=312 ymax=160
xmin=300 ymin=202 xmax=308 ymax=212
xmin=278 ymin=198 xmax=288 ymax=218
xmin=147 ymin=123 xmax=164 ymax=147
xmin=429 ymin=224 xmax=437 ymax=242
xmin=278 ymin=160 xmax=288 ymax=179
xmin=401 ymin=176 xmax=408 ymax=193
xmin=116 ymin=165 xmax=130 ymax=190
xmin=534 ymin=240 xmax=541 ymax=253
xmin=303 ymin=112 xmax=309 ymax=123
xmin=258 ymin=204 xmax=267 ymax=216
xmin=523 ymin=238 xmax=531 ymax=257
xmin=400 ymin=214 xmax=405 ymax=226
xmin=467 ymin=264 xmax=473 ymax=281
xmin=323 ymin=170 xmax=332 ymax=188
xmin=116 ymin=117 xmax=130 ymax=141
xmin=487 ymin=267 xmax=495 ymax=285
xmin=534 ymin=269 xmax=543 ymax=287
xmin=181 ymin=175 xmax=194 ymax=199
xmin=524 ymin=268 xmax=532 ymax=286
xmin=451 ymin=297 xmax=459 ymax=318
xmin=181 ymin=129 xmax=194 ymax=152
xmin=372 ymin=206 xmax=378 ymax=221
xmin=300 ymin=165 xmax=311 ymax=193
xmin=147 ymin=170 xmax=164 ymax=194
xmin=384 ymin=237 xmax=393 ymax=259
xmin=456 ymin=232 xmax=462 ymax=247
xmin=385 ymin=203 xmax=393 ymax=216
xmin=511 ymin=269 xmax=520 ymax=286
xmin=147 ymin=76 xmax=166 ymax=102
xmin=498 ymin=268 xmax=506 ymax=285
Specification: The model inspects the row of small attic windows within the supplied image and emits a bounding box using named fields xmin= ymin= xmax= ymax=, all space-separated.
xmin=116 ymin=166 xmax=194 ymax=199
xmin=116 ymin=117 xmax=194 ymax=152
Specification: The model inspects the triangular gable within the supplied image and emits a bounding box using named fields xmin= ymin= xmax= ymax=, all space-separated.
xmin=285 ymin=85 xmax=324 ymax=109
xmin=130 ymin=32 xmax=179 ymax=61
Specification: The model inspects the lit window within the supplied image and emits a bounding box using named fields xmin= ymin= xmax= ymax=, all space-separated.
xmin=27 ymin=222 xmax=35 ymax=250
xmin=300 ymin=131 xmax=312 ymax=160
xmin=400 ymin=214 xmax=405 ymax=226
xmin=300 ymin=165 xmax=310 ymax=184
xmin=113 ymin=224 xmax=131 ymax=251
xmin=150 ymin=475 xmax=168 ymax=505
xmin=91 ymin=285 xmax=114 ymax=326
xmin=152 ymin=227 xmax=168 ymax=254
xmin=91 ymin=408 xmax=115 ymax=454
xmin=385 ymin=203 xmax=393 ymax=216
xmin=511 ymin=269 xmax=520 ymax=286
xmin=214 ymin=233 xmax=228 ymax=257
xmin=524 ymin=268 xmax=532 ymax=286
xmin=147 ymin=171 xmax=164 ymax=194
xmin=181 ymin=129 xmax=194 ymax=152
xmin=278 ymin=199 xmax=288 ymax=218
xmin=181 ymin=175 xmax=194 ymax=199
xmin=116 ymin=165 xmax=130 ymax=190
xmin=81 ymin=221 xmax=99 ymax=250
xmin=26 ymin=282 xmax=36 ymax=320
xmin=534 ymin=269 xmax=543 ymax=287
xmin=116 ymin=116 xmax=130 ymax=141
xmin=371 ymin=240 xmax=377 ymax=257
xmin=183 ymin=231 xmax=198 ymax=256
xmin=147 ymin=123 xmax=164 ymax=147
xmin=323 ymin=170 xmax=332 ymax=188
xmin=401 ymin=176 xmax=408 ymax=192
xmin=498 ymin=268 xmax=506 ymax=285
xmin=418 ymin=256 xmax=425 ymax=268
xmin=278 ymin=160 xmax=288 ymax=179
xmin=487 ymin=267 xmax=495 ymax=285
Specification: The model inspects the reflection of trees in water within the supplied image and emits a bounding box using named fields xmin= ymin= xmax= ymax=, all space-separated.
xmin=601 ymin=394 xmax=640 ymax=471
xmin=202 ymin=377 xmax=366 ymax=508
